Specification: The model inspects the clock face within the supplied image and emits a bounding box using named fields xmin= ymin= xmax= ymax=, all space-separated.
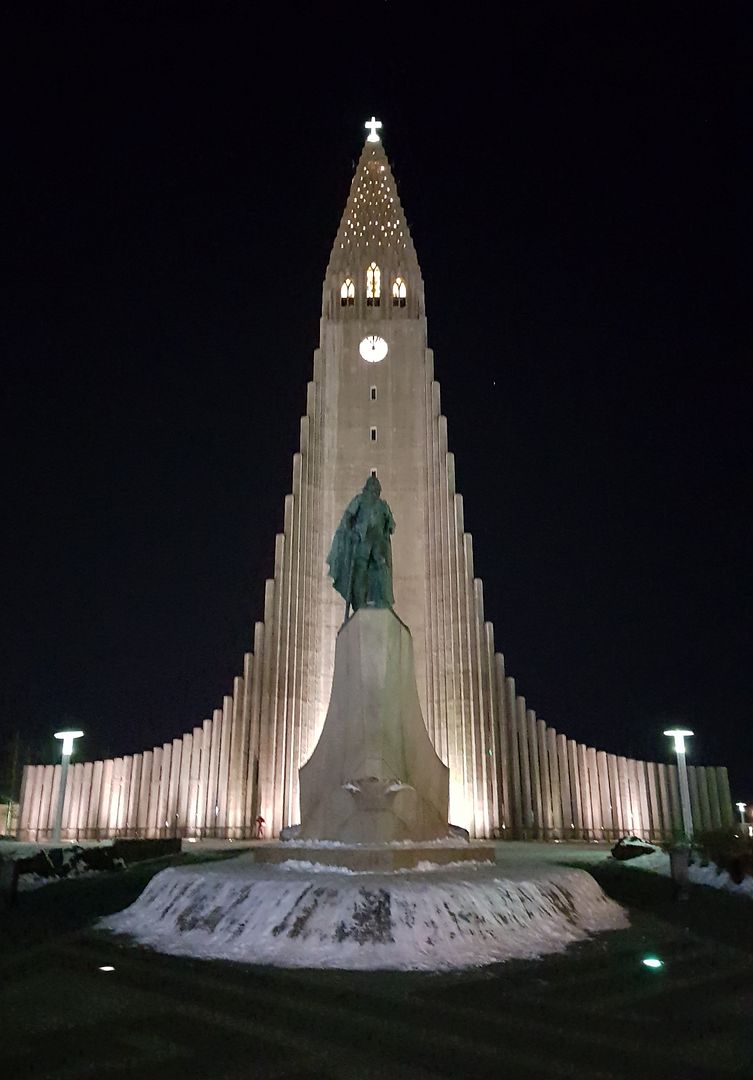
xmin=359 ymin=335 xmax=388 ymax=363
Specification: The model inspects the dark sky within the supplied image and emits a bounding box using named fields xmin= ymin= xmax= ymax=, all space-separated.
xmin=3 ymin=3 xmax=751 ymax=800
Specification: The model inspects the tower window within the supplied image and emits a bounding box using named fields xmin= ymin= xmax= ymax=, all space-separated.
xmin=366 ymin=262 xmax=381 ymax=306
xmin=370 ymin=468 xmax=378 ymax=478
xmin=392 ymin=276 xmax=407 ymax=307
xmin=370 ymin=386 xmax=377 ymax=401
xmin=340 ymin=278 xmax=355 ymax=306
xmin=370 ymin=426 xmax=377 ymax=442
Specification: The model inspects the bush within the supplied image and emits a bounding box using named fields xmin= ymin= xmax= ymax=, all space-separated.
xmin=693 ymin=827 xmax=753 ymax=885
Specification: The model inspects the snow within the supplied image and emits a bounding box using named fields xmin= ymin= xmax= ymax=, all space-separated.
xmin=622 ymin=849 xmax=753 ymax=899
xmin=100 ymin=853 xmax=627 ymax=971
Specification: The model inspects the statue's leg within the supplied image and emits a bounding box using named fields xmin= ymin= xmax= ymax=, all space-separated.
xmin=352 ymin=556 xmax=368 ymax=611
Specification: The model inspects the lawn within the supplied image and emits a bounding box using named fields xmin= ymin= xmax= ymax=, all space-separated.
xmin=2 ymin=851 xmax=752 ymax=1080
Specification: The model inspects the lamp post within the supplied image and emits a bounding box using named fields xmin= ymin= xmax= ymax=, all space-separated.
xmin=52 ymin=730 xmax=84 ymax=845
xmin=663 ymin=728 xmax=694 ymax=841
xmin=736 ymin=801 xmax=747 ymax=826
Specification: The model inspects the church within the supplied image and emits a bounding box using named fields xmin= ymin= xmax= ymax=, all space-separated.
xmin=17 ymin=120 xmax=733 ymax=843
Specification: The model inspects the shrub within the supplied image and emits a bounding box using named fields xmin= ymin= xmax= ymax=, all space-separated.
xmin=693 ymin=827 xmax=753 ymax=885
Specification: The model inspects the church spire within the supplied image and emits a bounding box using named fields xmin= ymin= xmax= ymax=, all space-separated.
xmin=324 ymin=120 xmax=423 ymax=318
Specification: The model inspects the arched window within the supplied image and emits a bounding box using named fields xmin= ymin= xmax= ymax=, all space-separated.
xmin=366 ymin=262 xmax=381 ymax=306
xmin=340 ymin=278 xmax=355 ymax=307
xmin=392 ymin=276 xmax=407 ymax=307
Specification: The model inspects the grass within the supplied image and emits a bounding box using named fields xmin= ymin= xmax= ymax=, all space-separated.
xmin=2 ymin=853 xmax=752 ymax=1079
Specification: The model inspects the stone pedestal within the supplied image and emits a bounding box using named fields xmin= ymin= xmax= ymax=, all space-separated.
xmin=298 ymin=608 xmax=450 ymax=843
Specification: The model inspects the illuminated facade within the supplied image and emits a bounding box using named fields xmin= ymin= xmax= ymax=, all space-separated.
xmin=17 ymin=125 xmax=734 ymax=842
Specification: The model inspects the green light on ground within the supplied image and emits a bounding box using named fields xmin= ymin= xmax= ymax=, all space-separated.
xmin=641 ymin=957 xmax=663 ymax=970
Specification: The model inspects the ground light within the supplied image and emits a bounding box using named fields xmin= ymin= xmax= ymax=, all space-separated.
xmin=641 ymin=957 xmax=664 ymax=970
xmin=98 ymin=966 xmax=115 ymax=972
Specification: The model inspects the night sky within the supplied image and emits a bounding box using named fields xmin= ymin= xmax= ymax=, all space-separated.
xmin=4 ymin=4 xmax=751 ymax=802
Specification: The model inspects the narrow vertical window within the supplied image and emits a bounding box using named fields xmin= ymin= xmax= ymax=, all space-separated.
xmin=370 ymin=468 xmax=378 ymax=478
xmin=340 ymin=277 xmax=355 ymax=306
xmin=370 ymin=426 xmax=377 ymax=442
xmin=370 ymin=386 xmax=377 ymax=401
xmin=392 ymin=276 xmax=407 ymax=307
xmin=366 ymin=262 xmax=381 ymax=306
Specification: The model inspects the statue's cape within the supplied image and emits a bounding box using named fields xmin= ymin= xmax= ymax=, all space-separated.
xmin=327 ymin=495 xmax=360 ymax=602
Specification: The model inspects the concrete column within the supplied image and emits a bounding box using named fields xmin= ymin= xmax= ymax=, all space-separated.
xmin=567 ymin=740 xmax=583 ymax=839
xmin=146 ymin=747 xmax=161 ymax=839
xmin=125 ymin=757 xmax=140 ymax=837
xmin=87 ymin=761 xmax=103 ymax=839
xmin=136 ymin=751 xmax=152 ymax=837
xmin=636 ymin=761 xmax=651 ymax=839
xmin=177 ymin=735 xmax=192 ymax=837
xmin=527 ymin=709 xmax=543 ymax=838
xmin=206 ymin=710 xmax=222 ymax=836
xmin=76 ymin=761 xmax=93 ymax=839
xmin=27 ymin=765 xmax=44 ymax=841
xmin=187 ymin=729 xmax=202 ymax=835
xmin=39 ymin=765 xmax=55 ymax=842
xmin=494 ymin=653 xmax=512 ymax=834
xmin=155 ymin=745 xmax=172 ymax=838
xmin=244 ymin=625 xmax=265 ymax=829
xmin=505 ymin=676 xmax=524 ymax=836
xmin=687 ymin=765 xmax=702 ymax=834
xmin=656 ymin=763 xmax=673 ymax=838
xmin=197 ymin=719 xmax=212 ymax=835
xmin=556 ymin=733 xmax=571 ymax=838
xmin=577 ymin=745 xmax=593 ymax=839
xmin=536 ymin=720 xmax=553 ymax=839
xmin=546 ymin=728 xmax=562 ymax=839
xmin=586 ymin=748 xmax=602 ymax=839
xmin=667 ymin=763 xmax=682 ymax=834
xmin=515 ymin=694 xmax=533 ymax=836
xmin=606 ymin=756 xmax=623 ymax=835
xmin=483 ymin=623 xmax=501 ymax=833
xmin=716 ymin=767 xmax=734 ymax=825
xmin=97 ymin=760 xmax=113 ymax=840
xmin=645 ymin=761 xmax=661 ymax=842
xmin=696 ymin=766 xmax=713 ymax=832
xmin=625 ymin=760 xmax=641 ymax=835
xmin=706 ymin=765 xmax=722 ymax=829
xmin=216 ymin=696 xmax=233 ymax=836
xmin=596 ymin=752 xmax=613 ymax=840
xmin=108 ymin=758 xmax=123 ymax=835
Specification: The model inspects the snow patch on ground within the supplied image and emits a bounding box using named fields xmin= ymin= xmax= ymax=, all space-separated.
xmin=623 ymin=850 xmax=753 ymax=899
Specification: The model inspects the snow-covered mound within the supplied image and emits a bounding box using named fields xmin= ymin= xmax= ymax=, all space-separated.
xmin=100 ymin=854 xmax=627 ymax=971
xmin=623 ymin=849 xmax=753 ymax=899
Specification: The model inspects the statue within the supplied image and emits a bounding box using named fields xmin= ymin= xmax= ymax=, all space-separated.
xmin=327 ymin=475 xmax=396 ymax=615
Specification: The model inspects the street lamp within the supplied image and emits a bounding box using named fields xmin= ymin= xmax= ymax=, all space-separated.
xmin=663 ymin=728 xmax=694 ymax=841
xmin=52 ymin=729 xmax=84 ymax=845
xmin=736 ymin=801 xmax=747 ymax=826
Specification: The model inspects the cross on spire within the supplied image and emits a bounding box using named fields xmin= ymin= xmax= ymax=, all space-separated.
xmin=365 ymin=116 xmax=382 ymax=143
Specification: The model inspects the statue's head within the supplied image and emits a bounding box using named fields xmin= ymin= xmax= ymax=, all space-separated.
xmin=363 ymin=474 xmax=381 ymax=498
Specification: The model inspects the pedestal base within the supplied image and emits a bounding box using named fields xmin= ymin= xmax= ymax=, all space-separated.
xmin=257 ymin=840 xmax=495 ymax=872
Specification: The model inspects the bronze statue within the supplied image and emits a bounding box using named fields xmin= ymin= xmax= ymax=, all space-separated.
xmin=327 ymin=476 xmax=396 ymax=615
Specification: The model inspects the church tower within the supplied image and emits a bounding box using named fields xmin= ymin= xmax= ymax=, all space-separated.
xmin=256 ymin=118 xmax=498 ymax=836
xmin=17 ymin=120 xmax=733 ymax=846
